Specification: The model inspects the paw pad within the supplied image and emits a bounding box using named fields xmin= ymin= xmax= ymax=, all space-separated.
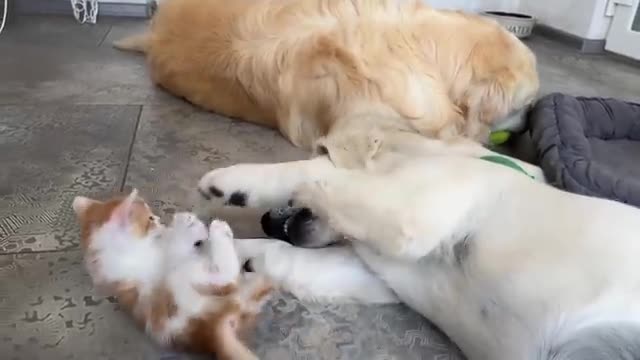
xmin=226 ymin=191 xmax=247 ymax=207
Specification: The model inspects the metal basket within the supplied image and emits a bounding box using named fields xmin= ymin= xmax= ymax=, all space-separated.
xmin=482 ymin=11 xmax=536 ymax=39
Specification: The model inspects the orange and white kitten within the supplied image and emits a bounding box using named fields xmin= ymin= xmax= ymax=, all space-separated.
xmin=72 ymin=189 xmax=272 ymax=360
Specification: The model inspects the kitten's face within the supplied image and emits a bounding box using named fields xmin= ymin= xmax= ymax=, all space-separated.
xmin=72 ymin=189 xmax=164 ymax=287
xmin=72 ymin=189 xmax=162 ymax=251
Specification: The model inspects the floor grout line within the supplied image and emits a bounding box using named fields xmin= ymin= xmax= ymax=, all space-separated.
xmin=1 ymin=248 xmax=81 ymax=256
xmin=119 ymin=105 xmax=143 ymax=192
xmin=98 ymin=24 xmax=113 ymax=47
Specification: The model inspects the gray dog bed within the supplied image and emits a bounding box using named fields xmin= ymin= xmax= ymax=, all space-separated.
xmin=528 ymin=93 xmax=640 ymax=207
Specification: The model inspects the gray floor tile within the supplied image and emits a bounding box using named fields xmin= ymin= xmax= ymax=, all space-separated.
xmin=0 ymin=251 xmax=462 ymax=360
xmin=100 ymin=18 xmax=149 ymax=48
xmin=0 ymin=105 xmax=139 ymax=253
xmin=0 ymin=15 xmax=112 ymax=48
xmin=0 ymin=43 xmax=171 ymax=106
xmin=525 ymin=37 xmax=640 ymax=102
xmin=0 ymin=251 xmax=175 ymax=360
xmin=123 ymin=102 xmax=307 ymax=238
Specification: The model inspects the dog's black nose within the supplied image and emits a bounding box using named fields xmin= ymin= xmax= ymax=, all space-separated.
xmin=261 ymin=206 xmax=315 ymax=242
xmin=261 ymin=206 xmax=299 ymax=241
xmin=286 ymin=208 xmax=315 ymax=244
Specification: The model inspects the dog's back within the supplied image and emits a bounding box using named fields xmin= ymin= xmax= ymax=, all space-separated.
xmin=116 ymin=0 xmax=539 ymax=148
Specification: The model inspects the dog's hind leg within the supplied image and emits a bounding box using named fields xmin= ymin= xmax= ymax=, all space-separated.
xmin=233 ymin=238 xmax=398 ymax=304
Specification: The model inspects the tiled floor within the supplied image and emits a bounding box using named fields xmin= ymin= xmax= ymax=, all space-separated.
xmin=1 ymin=15 xmax=639 ymax=360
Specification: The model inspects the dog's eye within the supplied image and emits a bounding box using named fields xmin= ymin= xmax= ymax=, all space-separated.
xmin=149 ymin=216 xmax=155 ymax=220
xmin=193 ymin=240 xmax=203 ymax=248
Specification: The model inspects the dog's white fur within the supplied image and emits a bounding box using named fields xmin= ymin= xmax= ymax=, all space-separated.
xmin=198 ymin=136 xmax=640 ymax=360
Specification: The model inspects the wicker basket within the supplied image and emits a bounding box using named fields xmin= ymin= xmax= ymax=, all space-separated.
xmin=482 ymin=11 xmax=536 ymax=39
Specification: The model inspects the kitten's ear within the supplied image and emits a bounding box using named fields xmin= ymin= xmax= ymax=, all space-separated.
xmin=110 ymin=189 xmax=139 ymax=227
xmin=72 ymin=196 xmax=99 ymax=217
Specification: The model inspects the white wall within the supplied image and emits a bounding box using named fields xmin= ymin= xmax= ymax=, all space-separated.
xmin=426 ymin=0 xmax=612 ymax=40
xmin=426 ymin=0 xmax=520 ymax=12
xmin=519 ymin=0 xmax=612 ymax=39
xmin=586 ymin=0 xmax=614 ymax=39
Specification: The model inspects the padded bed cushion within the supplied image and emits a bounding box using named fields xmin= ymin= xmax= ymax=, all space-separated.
xmin=529 ymin=93 xmax=640 ymax=207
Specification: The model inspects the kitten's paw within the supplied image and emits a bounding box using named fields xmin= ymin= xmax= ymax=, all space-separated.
xmin=171 ymin=212 xmax=208 ymax=240
xmin=172 ymin=212 xmax=198 ymax=227
xmin=197 ymin=163 xmax=292 ymax=208
xmin=208 ymin=219 xmax=234 ymax=241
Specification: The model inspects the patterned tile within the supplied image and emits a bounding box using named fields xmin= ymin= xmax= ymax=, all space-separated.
xmin=0 ymin=251 xmax=182 ymax=360
xmin=0 ymin=251 xmax=463 ymax=360
xmin=0 ymin=105 xmax=139 ymax=253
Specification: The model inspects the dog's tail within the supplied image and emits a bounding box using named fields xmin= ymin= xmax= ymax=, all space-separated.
xmin=113 ymin=32 xmax=151 ymax=53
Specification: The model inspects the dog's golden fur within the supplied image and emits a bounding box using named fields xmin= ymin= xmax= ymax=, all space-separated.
xmin=116 ymin=0 xmax=539 ymax=149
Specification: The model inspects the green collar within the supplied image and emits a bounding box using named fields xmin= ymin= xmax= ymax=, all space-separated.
xmin=479 ymin=155 xmax=534 ymax=179
xmin=485 ymin=130 xmax=534 ymax=178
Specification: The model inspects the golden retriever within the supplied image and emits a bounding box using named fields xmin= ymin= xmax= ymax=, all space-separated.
xmin=115 ymin=0 xmax=539 ymax=149
xmin=196 ymin=137 xmax=640 ymax=360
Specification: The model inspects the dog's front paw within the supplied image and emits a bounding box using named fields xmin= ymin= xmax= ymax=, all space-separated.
xmin=197 ymin=163 xmax=292 ymax=209
xmin=197 ymin=165 xmax=253 ymax=206
xmin=291 ymin=181 xmax=331 ymax=219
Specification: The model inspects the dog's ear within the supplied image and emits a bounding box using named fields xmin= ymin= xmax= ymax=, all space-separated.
xmin=313 ymin=136 xmax=356 ymax=168
xmin=313 ymin=130 xmax=383 ymax=170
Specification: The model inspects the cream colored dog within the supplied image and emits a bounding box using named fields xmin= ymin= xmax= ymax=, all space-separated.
xmin=115 ymin=0 xmax=539 ymax=149
xmin=197 ymin=134 xmax=640 ymax=360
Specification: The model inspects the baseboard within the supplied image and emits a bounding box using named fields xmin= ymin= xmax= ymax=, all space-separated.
xmin=533 ymin=24 xmax=606 ymax=54
xmin=15 ymin=0 xmax=153 ymax=18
